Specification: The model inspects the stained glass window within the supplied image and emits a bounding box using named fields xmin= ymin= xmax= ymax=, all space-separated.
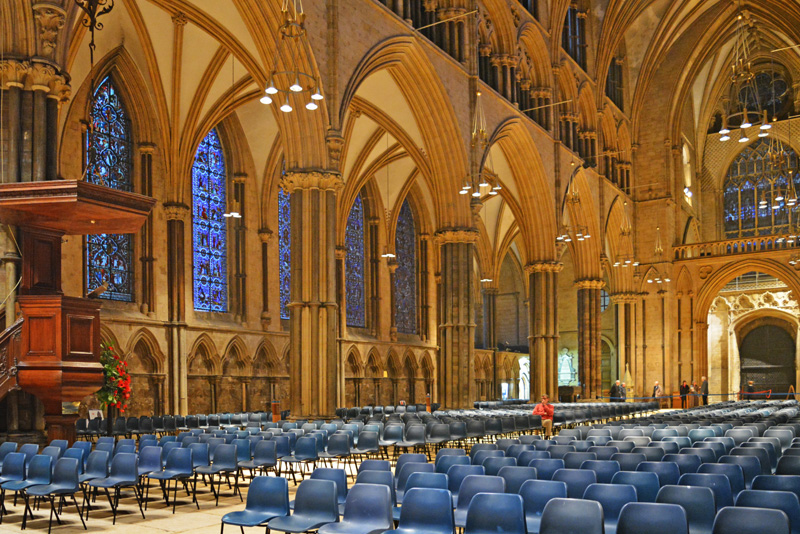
xmin=85 ymin=76 xmax=134 ymax=302
xmin=278 ymin=188 xmax=291 ymax=320
xmin=192 ymin=128 xmax=228 ymax=312
xmin=395 ymin=200 xmax=417 ymax=334
xmin=723 ymin=139 xmax=799 ymax=238
xmin=345 ymin=194 xmax=366 ymax=327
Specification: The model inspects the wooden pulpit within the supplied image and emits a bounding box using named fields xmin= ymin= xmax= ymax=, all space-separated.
xmin=0 ymin=180 xmax=155 ymax=443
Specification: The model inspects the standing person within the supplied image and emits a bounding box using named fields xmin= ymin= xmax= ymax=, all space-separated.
xmin=653 ymin=381 xmax=664 ymax=408
xmin=532 ymin=394 xmax=554 ymax=439
xmin=620 ymin=382 xmax=627 ymax=401
xmin=680 ymin=380 xmax=690 ymax=409
xmin=746 ymin=380 xmax=755 ymax=400
xmin=701 ymin=376 xmax=709 ymax=405
xmin=609 ymin=380 xmax=621 ymax=402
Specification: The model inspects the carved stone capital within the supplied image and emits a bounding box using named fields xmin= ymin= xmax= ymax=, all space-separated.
xmin=0 ymin=60 xmax=70 ymax=99
xmin=232 ymin=172 xmax=247 ymax=184
xmin=335 ymin=246 xmax=347 ymax=260
xmin=481 ymin=283 xmax=499 ymax=293
xmin=164 ymin=202 xmax=190 ymax=221
xmin=574 ymin=279 xmax=605 ymax=290
xmin=326 ymin=131 xmax=345 ymax=169
xmin=281 ymin=171 xmax=343 ymax=193
xmin=138 ymin=142 xmax=157 ymax=155
xmin=258 ymin=228 xmax=274 ymax=244
xmin=525 ymin=261 xmax=563 ymax=274
xmin=609 ymin=292 xmax=638 ymax=304
xmin=434 ymin=228 xmax=479 ymax=244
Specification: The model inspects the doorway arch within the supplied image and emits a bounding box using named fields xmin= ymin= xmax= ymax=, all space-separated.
xmin=739 ymin=323 xmax=796 ymax=397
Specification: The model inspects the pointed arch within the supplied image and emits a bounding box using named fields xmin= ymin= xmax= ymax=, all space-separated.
xmin=562 ymin=168 xmax=602 ymax=279
xmin=340 ymin=36 xmax=470 ymax=227
xmin=125 ymin=328 xmax=166 ymax=375
xmin=187 ymin=333 xmax=220 ymax=375
xmin=222 ymin=336 xmax=250 ymax=376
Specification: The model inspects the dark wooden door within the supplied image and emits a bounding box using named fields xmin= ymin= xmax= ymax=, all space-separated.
xmin=740 ymin=325 xmax=795 ymax=397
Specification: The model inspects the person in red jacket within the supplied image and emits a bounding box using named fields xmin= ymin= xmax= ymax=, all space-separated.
xmin=532 ymin=394 xmax=554 ymax=438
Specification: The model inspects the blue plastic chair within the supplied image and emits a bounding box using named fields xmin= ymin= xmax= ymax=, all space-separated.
xmin=735 ymin=490 xmax=800 ymax=534
xmin=464 ymin=492 xmax=525 ymax=534
xmin=529 ymin=459 xmax=564 ymax=481
xmin=611 ymin=470 xmax=660 ymax=502
xmin=394 ymin=453 xmax=427 ymax=481
xmin=581 ymin=459 xmax=621 ymax=484
xmin=657 ymin=484 xmax=715 ymax=534
xmin=78 ymin=451 xmax=109 ymax=486
xmin=539 ymin=497 xmax=604 ymax=534
xmin=220 ymin=476 xmax=289 ymax=533
xmin=664 ymin=453 xmax=702 ymax=475
xmin=196 ymin=443 xmax=240 ymax=505
xmin=436 ymin=454 xmax=470 ymax=474
xmin=447 ymin=464 xmax=484 ymax=506
xmin=720 ymin=455 xmax=760 ymax=489
xmin=318 ymin=483 xmax=394 ymax=534
xmin=584 ymin=482 xmax=638 ymax=534
xmin=356 ymin=469 xmax=397 ymax=509
xmin=0 ymin=443 xmax=17 ymax=471
xmin=309 ymin=468 xmax=348 ymax=508
xmin=472 ymin=449 xmax=505 ymax=466
xmin=546 ymin=445 xmax=576 ymax=460
xmin=753 ymin=475 xmax=800 ymax=502
xmin=405 ymin=471 xmax=448 ymax=491
xmin=679 ymin=473 xmax=734 ymax=512
xmin=0 ymin=452 xmax=25 ymax=519
xmin=86 ymin=452 xmax=143 ymax=524
xmin=454 ymin=475 xmax=505 ymax=527
xmin=552 ymin=468 xmax=596 ymax=499
xmin=24 ymin=457 xmax=85 ymax=533
xmin=383 ymin=487 xmax=454 ymax=534
xmin=3 ymin=454 xmax=51 ymax=497
xmin=698 ymin=463 xmax=745 ymax=497
xmin=268 ymin=478 xmax=339 ymax=533
xmin=778 ymin=456 xmax=800 ymax=476
xmin=482 ymin=456 xmax=516 ymax=476
xmin=612 ymin=453 xmax=647 ymax=472
xmin=617 ymin=502 xmax=688 ymax=534
xmin=62 ymin=448 xmax=86 ymax=475
xmin=712 ymin=506 xmax=790 ymax=534
xmin=498 ymin=466 xmax=537 ymax=494
xmin=519 ymin=479 xmax=568 ymax=534
xmin=147 ymin=447 xmax=197 ymax=513
xmin=638 ymin=461 xmax=681 ymax=486
xmin=563 ymin=452 xmax=597 ymax=470
xmin=396 ymin=462 xmax=434 ymax=502
xmin=239 ymin=439 xmax=277 ymax=477
xmin=588 ymin=446 xmax=619 ymax=461
xmin=519 ymin=450 xmax=551 ymax=464
xmin=358 ymin=459 xmax=391 ymax=473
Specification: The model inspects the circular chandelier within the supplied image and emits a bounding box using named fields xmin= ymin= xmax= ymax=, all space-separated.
xmin=460 ymin=92 xmax=502 ymax=197
xmin=717 ymin=13 xmax=767 ymax=143
xmin=260 ymin=0 xmax=324 ymax=112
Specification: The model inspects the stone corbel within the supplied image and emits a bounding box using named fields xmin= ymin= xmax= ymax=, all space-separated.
xmin=164 ymin=202 xmax=190 ymax=222
xmin=524 ymin=261 xmax=563 ymax=274
xmin=574 ymin=279 xmax=605 ymax=290
xmin=33 ymin=4 xmax=66 ymax=59
xmin=434 ymin=228 xmax=480 ymax=245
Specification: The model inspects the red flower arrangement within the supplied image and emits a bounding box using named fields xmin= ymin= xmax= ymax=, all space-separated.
xmin=96 ymin=341 xmax=132 ymax=413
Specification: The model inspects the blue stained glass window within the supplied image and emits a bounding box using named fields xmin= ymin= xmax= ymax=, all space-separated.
xmin=192 ymin=128 xmax=228 ymax=312
xmin=85 ymin=76 xmax=134 ymax=302
xmin=394 ymin=200 xmax=417 ymax=334
xmin=345 ymin=194 xmax=366 ymax=327
xmin=278 ymin=188 xmax=291 ymax=320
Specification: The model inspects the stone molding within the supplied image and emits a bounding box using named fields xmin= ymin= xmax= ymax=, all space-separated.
xmin=281 ymin=171 xmax=343 ymax=193
xmin=574 ymin=279 xmax=605 ymax=290
xmin=434 ymin=228 xmax=479 ymax=244
xmin=258 ymin=228 xmax=274 ymax=243
xmin=609 ymin=292 xmax=638 ymax=304
xmin=524 ymin=261 xmax=563 ymax=274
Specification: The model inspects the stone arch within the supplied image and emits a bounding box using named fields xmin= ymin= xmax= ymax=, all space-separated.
xmin=518 ymin=22 xmax=554 ymax=89
xmin=561 ymin=168 xmax=602 ymax=279
xmin=402 ymin=351 xmax=419 ymax=404
xmin=604 ymin=196 xmax=635 ymax=293
xmin=420 ymin=352 xmax=435 ymax=402
xmin=218 ymin=337 xmax=249 ymax=413
xmin=488 ymin=118 xmax=558 ymax=262
xmin=123 ymin=328 xmax=166 ymax=416
xmin=187 ymin=334 xmax=220 ymax=414
xmin=344 ymin=347 xmax=363 ymax=407
xmin=364 ymin=350 xmax=384 ymax=406
xmin=340 ymin=36 xmax=470 ymax=227
xmin=250 ymin=340 xmax=282 ymax=411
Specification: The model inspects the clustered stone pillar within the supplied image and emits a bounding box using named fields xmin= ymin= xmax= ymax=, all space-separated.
xmin=164 ymin=203 xmax=189 ymax=414
xmin=482 ymin=283 xmax=498 ymax=398
xmin=612 ymin=293 xmax=637 ymax=391
xmin=283 ymin=171 xmax=341 ymax=420
xmin=527 ymin=262 xmax=561 ymax=401
xmin=577 ymin=279 xmax=603 ymax=400
xmin=436 ymin=230 xmax=477 ymax=409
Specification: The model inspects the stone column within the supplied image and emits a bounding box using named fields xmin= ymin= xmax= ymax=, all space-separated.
xmin=436 ymin=229 xmax=477 ymax=409
xmin=482 ymin=284 xmax=498 ymax=397
xmin=577 ymin=279 xmax=603 ymax=399
xmin=139 ymin=143 xmax=156 ymax=315
xmin=388 ymin=260 xmax=399 ymax=341
xmin=527 ymin=262 xmax=562 ymax=401
xmin=165 ymin=203 xmax=190 ymax=414
xmin=283 ymin=171 xmax=341 ymax=419
xmin=258 ymin=228 xmax=273 ymax=329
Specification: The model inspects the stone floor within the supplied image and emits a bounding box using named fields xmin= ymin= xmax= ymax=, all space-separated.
xmin=0 ymin=465 xmax=314 ymax=534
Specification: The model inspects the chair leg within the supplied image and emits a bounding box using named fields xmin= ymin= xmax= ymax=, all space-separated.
xmin=71 ymin=494 xmax=87 ymax=531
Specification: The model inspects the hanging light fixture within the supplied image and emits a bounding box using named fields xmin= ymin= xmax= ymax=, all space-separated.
xmin=461 ymin=91 xmax=491 ymax=197
xmin=260 ymin=0 xmax=324 ymax=112
xmin=718 ymin=12 xmax=760 ymax=142
xmin=614 ymin=201 xmax=637 ymax=267
xmin=223 ymin=199 xmax=243 ymax=219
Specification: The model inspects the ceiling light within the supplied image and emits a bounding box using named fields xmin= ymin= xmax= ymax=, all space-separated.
xmin=488 ymin=190 xmax=498 ymax=196
xmin=741 ymin=114 xmax=752 ymax=129
xmin=719 ymin=127 xmax=730 ymax=135
xmin=720 ymin=134 xmax=731 ymax=142
xmin=289 ymin=77 xmax=303 ymax=92
xmin=459 ymin=189 xmax=469 ymax=195
xmin=739 ymin=135 xmax=750 ymax=143
xmin=280 ymin=98 xmax=292 ymax=113
xmin=265 ymin=82 xmax=278 ymax=95
xmin=311 ymin=88 xmax=324 ymax=101
xmin=305 ymin=101 xmax=318 ymax=111
xmin=758 ymin=131 xmax=769 ymax=138
xmin=472 ymin=191 xmax=481 ymax=197
xmin=260 ymin=95 xmax=273 ymax=105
